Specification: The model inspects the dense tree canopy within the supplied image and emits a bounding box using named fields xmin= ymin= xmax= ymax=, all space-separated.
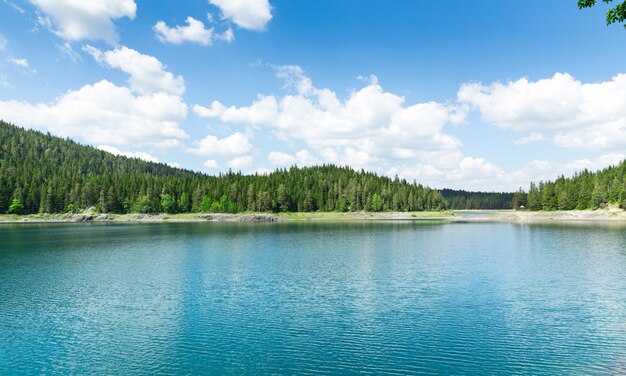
xmin=578 ymin=0 xmax=626 ymax=28
xmin=518 ymin=161 xmax=626 ymax=210
xmin=0 ymin=121 xmax=447 ymax=214
xmin=440 ymin=189 xmax=513 ymax=210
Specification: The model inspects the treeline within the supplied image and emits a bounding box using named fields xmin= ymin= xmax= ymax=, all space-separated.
xmin=440 ymin=189 xmax=513 ymax=210
xmin=513 ymin=161 xmax=626 ymax=210
xmin=0 ymin=121 xmax=446 ymax=214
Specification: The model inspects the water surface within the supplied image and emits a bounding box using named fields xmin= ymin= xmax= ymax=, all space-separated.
xmin=1 ymin=221 xmax=626 ymax=374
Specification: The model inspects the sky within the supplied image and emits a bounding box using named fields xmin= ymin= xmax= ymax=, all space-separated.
xmin=1 ymin=0 xmax=626 ymax=191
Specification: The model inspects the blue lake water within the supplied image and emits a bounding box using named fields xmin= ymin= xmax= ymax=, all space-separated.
xmin=1 ymin=221 xmax=626 ymax=375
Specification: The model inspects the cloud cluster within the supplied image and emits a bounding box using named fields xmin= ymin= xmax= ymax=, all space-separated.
xmin=30 ymin=0 xmax=136 ymax=44
xmin=459 ymin=73 xmax=626 ymax=149
xmin=0 ymin=47 xmax=188 ymax=147
xmin=0 ymin=80 xmax=187 ymax=146
xmin=192 ymin=66 xmax=626 ymax=190
xmin=154 ymin=16 xmax=233 ymax=46
xmin=194 ymin=65 xmax=470 ymax=180
xmin=153 ymin=0 xmax=270 ymax=47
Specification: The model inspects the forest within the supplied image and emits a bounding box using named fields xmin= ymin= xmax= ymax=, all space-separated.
xmin=513 ymin=161 xmax=626 ymax=211
xmin=440 ymin=189 xmax=513 ymax=210
xmin=0 ymin=121 xmax=447 ymax=214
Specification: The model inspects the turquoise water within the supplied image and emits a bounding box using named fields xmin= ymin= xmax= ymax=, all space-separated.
xmin=1 ymin=221 xmax=626 ymax=375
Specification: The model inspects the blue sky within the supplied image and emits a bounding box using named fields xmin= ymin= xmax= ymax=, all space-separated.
xmin=1 ymin=0 xmax=626 ymax=191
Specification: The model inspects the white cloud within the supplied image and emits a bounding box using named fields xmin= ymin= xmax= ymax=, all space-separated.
xmin=97 ymin=145 xmax=159 ymax=163
xmin=6 ymin=57 xmax=36 ymax=75
xmin=154 ymin=17 xmax=214 ymax=46
xmin=458 ymin=157 xmax=501 ymax=179
xmin=0 ymin=74 xmax=11 ymax=88
xmin=227 ymin=155 xmax=253 ymax=169
xmin=268 ymin=149 xmax=321 ymax=167
xmin=188 ymin=132 xmax=253 ymax=156
xmin=193 ymin=68 xmax=626 ymax=190
xmin=0 ymin=80 xmax=188 ymax=146
xmin=57 ymin=42 xmax=81 ymax=61
xmin=203 ymin=159 xmax=220 ymax=169
xmin=30 ymin=0 xmax=137 ymax=44
xmin=514 ymin=132 xmax=545 ymax=145
xmin=295 ymin=149 xmax=321 ymax=166
xmin=84 ymin=45 xmax=185 ymax=96
xmin=459 ymin=73 xmax=626 ymax=150
xmin=417 ymin=152 xmax=626 ymax=192
xmin=7 ymin=58 xmax=30 ymax=68
xmin=167 ymin=162 xmax=181 ymax=168
xmin=0 ymin=45 xmax=189 ymax=147
xmin=194 ymin=65 xmax=466 ymax=178
xmin=268 ymin=151 xmax=295 ymax=166
xmin=217 ymin=28 xmax=234 ymax=43
xmin=209 ymin=0 xmax=272 ymax=31
xmin=3 ymin=0 xmax=25 ymax=13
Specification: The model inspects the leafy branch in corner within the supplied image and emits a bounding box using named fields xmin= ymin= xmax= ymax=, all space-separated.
xmin=578 ymin=0 xmax=626 ymax=28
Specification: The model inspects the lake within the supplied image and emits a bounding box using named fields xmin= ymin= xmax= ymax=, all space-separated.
xmin=1 ymin=221 xmax=626 ymax=374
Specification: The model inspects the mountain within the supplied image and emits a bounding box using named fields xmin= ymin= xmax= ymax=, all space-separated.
xmin=0 ymin=120 xmax=446 ymax=214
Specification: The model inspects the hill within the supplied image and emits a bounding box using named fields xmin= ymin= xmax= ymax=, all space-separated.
xmin=0 ymin=120 xmax=446 ymax=214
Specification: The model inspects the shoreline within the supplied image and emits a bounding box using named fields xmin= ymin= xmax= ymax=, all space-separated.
xmin=1 ymin=209 xmax=626 ymax=224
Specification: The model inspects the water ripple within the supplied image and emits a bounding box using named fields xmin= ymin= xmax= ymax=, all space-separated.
xmin=1 ymin=222 xmax=626 ymax=374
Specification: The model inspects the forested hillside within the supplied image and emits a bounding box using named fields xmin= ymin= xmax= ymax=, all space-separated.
xmin=519 ymin=162 xmax=626 ymax=210
xmin=0 ymin=121 xmax=446 ymax=214
xmin=440 ymin=189 xmax=513 ymax=210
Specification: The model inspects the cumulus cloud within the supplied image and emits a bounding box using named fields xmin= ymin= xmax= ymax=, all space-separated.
xmin=209 ymin=0 xmax=272 ymax=31
xmin=0 ymin=45 xmax=189 ymax=147
xmin=154 ymin=17 xmax=215 ymax=46
xmin=194 ymin=65 xmax=467 ymax=178
xmin=514 ymin=132 xmax=545 ymax=145
xmin=84 ymin=45 xmax=185 ymax=96
xmin=203 ymin=159 xmax=220 ymax=169
xmin=227 ymin=155 xmax=253 ymax=169
xmin=459 ymin=73 xmax=626 ymax=150
xmin=217 ymin=28 xmax=235 ymax=43
xmin=268 ymin=151 xmax=295 ymax=166
xmin=97 ymin=145 xmax=159 ymax=163
xmin=0 ymin=80 xmax=188 ymax=146
xmin=30 ymin=0 xmax=136 ymax=44
xmin=187 ymin=132 xmax=253 ymax=156
xmin=268 ymin=149 xmax=321 ymax=167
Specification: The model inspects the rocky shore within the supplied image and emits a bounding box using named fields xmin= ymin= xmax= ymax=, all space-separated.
xmin=2 ymin=209 xmax=626 ymax=224
xmin=199 ymin=213 xmax=284 ymax=222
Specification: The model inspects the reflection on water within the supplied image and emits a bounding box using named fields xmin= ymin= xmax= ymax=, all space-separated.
xmin=1 ymin=221 xmax=625 ymax=374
